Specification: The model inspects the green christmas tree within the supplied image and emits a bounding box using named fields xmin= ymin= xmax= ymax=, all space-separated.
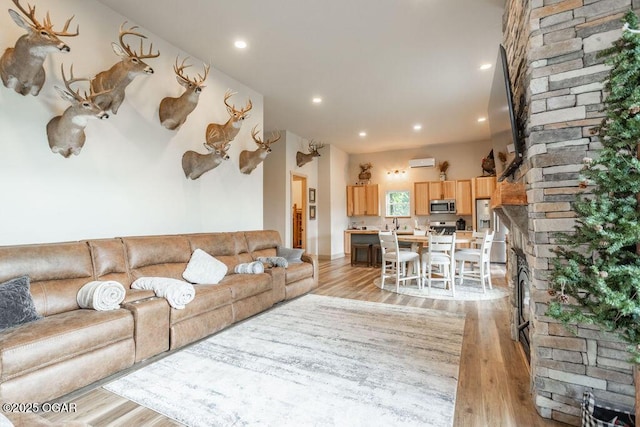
xmin=548 ymin=10 xmax=640 ymax=363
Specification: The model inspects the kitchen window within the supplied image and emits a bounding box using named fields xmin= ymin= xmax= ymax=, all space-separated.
xmin=385 ymin=190 xmax=410 ymax=217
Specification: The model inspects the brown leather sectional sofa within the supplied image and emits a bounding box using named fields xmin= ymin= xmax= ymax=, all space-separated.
xmin=0 ymin=230 xmax=317 ymax=404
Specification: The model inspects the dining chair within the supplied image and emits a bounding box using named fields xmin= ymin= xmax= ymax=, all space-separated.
xmin=422 ymin=233 xmax=456 ymax=296
xmin=378 ymin=231 xmax=421 ymax=292
xmin=455 ymin=230 xmax=494 ymax=292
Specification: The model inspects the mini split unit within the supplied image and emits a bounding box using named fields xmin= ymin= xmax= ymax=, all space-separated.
xmin=408 ymin=158 xmax=436 ymax=168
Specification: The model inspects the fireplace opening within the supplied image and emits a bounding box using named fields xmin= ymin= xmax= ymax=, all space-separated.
xmin=513 ymin=248 xmax=530 ymax=363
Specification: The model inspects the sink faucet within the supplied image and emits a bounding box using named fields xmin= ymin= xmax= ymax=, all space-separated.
xmin=393 ymin=217 xmax=399 ymax=230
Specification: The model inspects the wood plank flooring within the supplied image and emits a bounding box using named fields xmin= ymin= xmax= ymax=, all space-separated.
xmin=39 ymin=257 xmax=565 ymax=426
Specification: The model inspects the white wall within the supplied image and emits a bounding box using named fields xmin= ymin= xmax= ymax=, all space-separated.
xmin=263 ymin=130 xmax=318 ymax=255
xmin=0 ymin=0 xmax=264 ymax=245
xmin=318 ymin=144 xmax=349 ymax=259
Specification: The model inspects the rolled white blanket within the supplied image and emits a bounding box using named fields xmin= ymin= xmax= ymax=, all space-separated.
xmin=234 ymin=261 xmax=265 ymax=274
xmin=77 ymin=280 xmax=126 ymax=311
xmin=131 ymin=277 xmax=195 ymax=309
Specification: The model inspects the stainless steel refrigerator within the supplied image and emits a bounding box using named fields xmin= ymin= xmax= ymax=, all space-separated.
xmin=476 ymin=199 xmax=508 ymax=263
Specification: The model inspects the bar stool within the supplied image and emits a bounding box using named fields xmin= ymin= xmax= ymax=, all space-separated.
xmin=371 ymin=243 xmax=382 ymax=267
xmin=351 ymin=242 xmax=372 ymax=267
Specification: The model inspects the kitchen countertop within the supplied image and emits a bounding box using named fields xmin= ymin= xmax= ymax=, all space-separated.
xmin=345 ymin=229 xmax=415 ymax=235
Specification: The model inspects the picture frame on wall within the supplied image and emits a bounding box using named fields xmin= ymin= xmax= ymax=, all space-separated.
xmin=309 ymin=188 xmax=316 ymax=204
xmin=309 ymin=205 xmax=316 ymax=220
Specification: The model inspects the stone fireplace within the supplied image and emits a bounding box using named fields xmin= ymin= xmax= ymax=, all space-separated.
xmin=501 ymin=0 xmax=639 ymax=424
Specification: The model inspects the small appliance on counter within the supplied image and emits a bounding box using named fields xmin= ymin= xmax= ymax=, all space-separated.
xmin=456 ymin=218 xmax=466 ymax=231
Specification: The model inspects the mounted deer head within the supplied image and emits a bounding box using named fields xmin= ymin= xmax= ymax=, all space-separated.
xmin=239 ymin=125 xmax=281 ymax=174
xmin=159 ymin=56 xmax=209 ymax=130
xmin=90 ymin=22 xmax=160 ymax=114
xmin=0 ymin=0 xmax=78 ymax=96
xmin=296 ymin=140 xmax=325 ymax=167
xmin=205 ymin=90 xmax=252 ymax=145
xmin=46 ymin=64 xmax=109 ymax=158
xmin=182 ymin=141 xmax=232 ymax=180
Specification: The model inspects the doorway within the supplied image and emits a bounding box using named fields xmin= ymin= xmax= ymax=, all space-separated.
xmin=291 ymin=174 xmax=307 ymax=249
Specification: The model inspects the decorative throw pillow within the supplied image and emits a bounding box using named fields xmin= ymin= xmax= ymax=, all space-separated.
xmin=277 ymin=246 xmax=304 ymax=264
xmin=0 ymin=275 xmax=42 ymax=332
xmin=183 ymin=248 xmax=228 ymax=284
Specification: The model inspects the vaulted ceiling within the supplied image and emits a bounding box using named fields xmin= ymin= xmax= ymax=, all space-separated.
xmin=97 ymin=0 xmax=505 ymax=154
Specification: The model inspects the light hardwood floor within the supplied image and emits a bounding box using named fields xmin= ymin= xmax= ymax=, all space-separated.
xmin=41 ymin=257 xmax=565 ymax=427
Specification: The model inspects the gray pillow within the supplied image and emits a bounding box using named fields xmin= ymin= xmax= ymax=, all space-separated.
xmin=0 ymin=276 xmax=42 ymax=331
xmin=276 ymin=246 xmax=304 ymax=264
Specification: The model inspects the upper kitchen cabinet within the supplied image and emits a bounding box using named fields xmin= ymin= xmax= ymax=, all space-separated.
xmin=474 ymin=176 xmax=497 ymax=199
xmin=455 ymin=180 xmax=473 ymax=215
xmin=429 ymin=181 xmax=456 ymax=200
xmin=414 ymin=182 xmax=430 ymax=215
xmin=347 ymin=184 xmax=379 ymax=216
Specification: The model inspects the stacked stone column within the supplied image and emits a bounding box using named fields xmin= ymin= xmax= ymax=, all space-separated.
xmin=504 ymin=0 xmax=639 ymax=424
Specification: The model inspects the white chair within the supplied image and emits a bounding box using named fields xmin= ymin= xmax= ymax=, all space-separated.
xmin=455 ymin=230 xmax=494 ymax=292
xmin=378 ymin=231 xmax=421 ymax=292
xmin=422 ymin=233 xmax=456 ymax=296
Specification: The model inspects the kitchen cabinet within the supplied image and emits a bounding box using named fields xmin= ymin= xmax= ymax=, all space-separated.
xmin=428 ymin=181 xmax=456 ymax=200
xmin=414 ymin=182 xmax=430 ymax=215
xmin=474 ymin=176 xmax=497 ymax=199
xmin=346 ymin=184 xmax=379 ymax=216
xmin=455 ymin=180 xmax=472 ymax=215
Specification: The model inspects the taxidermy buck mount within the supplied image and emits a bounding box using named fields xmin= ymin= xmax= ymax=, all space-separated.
xmin=205 ymin=90 xmax=252 ymax=145
xmin=0 ymin=0 xmax=78 ymax=96
xmin=182 ymin=141 xmax=232 ymax=180
xmin=90 ymin=22 xmax=159 ymax=114
xmin=46 ymin=65 xmax=109 ymax=158
xmin=296 ymin=140 xmax=325 ymax=167
xmin=158 ymin=56 xmax=209 ymax=130
xmin=239 ymin=126 xmax=281 ymax=174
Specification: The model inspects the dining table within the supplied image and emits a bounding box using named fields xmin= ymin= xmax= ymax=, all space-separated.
xmin=397 ymin=234 xmax=471 ymax=267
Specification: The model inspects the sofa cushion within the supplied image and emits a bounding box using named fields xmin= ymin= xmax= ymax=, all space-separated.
xmin=186 ymin=233 xmax=253 ymax=271
xmin=86 ymin=239 xmax=130 ymax=286
xmin=285 ymin=262 xmax=314 ymax=284
xmin=170 ymin=284 xmax=233 ymax=325
xmin=0 ymin=309 xmax=133 ymax=381
xmin=182 ymin=249 xmax=227 ymax=285
xmin=0 ymin=242 xmax=94 ymax=317
xmin=220 ymin=273 xmax=272 ymax=301
xmin=0 ymin=276 xmax=42 ymax=331
xmin=124 ymin=236 xmax=192 ymax=281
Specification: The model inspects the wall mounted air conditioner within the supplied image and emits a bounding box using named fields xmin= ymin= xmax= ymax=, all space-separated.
xmin=408 ymin=158 xmax=436 ymax=168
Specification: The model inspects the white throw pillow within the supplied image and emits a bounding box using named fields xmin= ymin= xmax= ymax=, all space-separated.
xmin=183 ymin=249 xmax=228 ymax=284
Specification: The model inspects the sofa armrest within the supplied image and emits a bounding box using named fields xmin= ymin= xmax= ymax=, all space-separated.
xmin=264 ymin=267 xmax=286 ymax=304
xmin=122 ymin=297 xmax=170 ymax=362
xmin=301 ymin=254 xmax=318 ymax=279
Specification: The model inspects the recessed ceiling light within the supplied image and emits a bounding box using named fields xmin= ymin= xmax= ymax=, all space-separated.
xmin=480 ymin=63 xmax=492 ymax=70
xmin=413 ymin=124 xmax=422 ymax=131
xmin=477 ymin=117 xmax=487 ymax=122
xmin=312 ymin=97 xmax=322 ymax=104
xmin=234 ymin=40 xmax=247 ymax=49
xmin=359 ymin=131 xmax=367 ymax=137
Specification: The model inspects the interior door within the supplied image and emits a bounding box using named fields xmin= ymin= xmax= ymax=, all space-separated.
xmin=291 ymin=174 xmax=307 ymax=249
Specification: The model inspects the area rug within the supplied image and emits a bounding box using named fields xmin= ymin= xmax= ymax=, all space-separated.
xmin=104 ymin=294 xmax=465 ymax=427
xmin=373 ymin=277 xmax=509 ymax=301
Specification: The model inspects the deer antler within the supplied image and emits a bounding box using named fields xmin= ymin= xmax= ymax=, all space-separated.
xmin=174 ymin=56 xmax=209 ymax=85
xmin=309 ymin=140 xmax=325 ymax=152
xmin=60 ymin=64 xmax=89 ymax=102
xmin=11 ymin=0 xmax=78 ymax=36
xmin=11 ymin=0 xmax=40 ymax=28
xmin=223 ymin=90 xmax=252 ymax=114
xmin=118 ymin=22 xmax=159 ymax=59
xmin=250 ymin=125 xmax=262 ymax=144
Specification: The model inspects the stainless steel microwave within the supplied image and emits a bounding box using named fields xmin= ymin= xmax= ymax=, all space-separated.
xmin=430 ymin=199 xmax=456 ymax=214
